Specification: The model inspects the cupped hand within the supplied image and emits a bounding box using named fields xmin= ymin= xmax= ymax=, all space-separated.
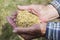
xmin=18 ymin=5 xmax=59 ymax=22
xmin=6 ymin=11 xmax=43 ymax=40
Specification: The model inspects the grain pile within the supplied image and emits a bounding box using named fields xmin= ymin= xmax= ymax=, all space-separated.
xmin=16 ymin=11 xmax=40 ymax=27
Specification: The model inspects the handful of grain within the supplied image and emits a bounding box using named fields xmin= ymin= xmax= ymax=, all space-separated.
xmin=16 ymin=11 xmax=40 ymax=27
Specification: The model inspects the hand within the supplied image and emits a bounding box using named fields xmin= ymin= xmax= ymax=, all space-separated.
xmin=6 ymin=11 xmax=45 ymax=40
xmin=18 ymin=5 xmax=59 ymax=22
xmin=7 ymin=16 xmax=46 ymax=40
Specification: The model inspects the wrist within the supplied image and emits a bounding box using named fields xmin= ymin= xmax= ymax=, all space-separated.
xmin=50 ymin=0 xmax=60 ymax=17
xmin=40 ymin=22 xmax=47 ymax=36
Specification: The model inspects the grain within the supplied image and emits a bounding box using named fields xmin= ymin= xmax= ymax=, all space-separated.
xmin=16 ymin=11 xmax=40 ymax=27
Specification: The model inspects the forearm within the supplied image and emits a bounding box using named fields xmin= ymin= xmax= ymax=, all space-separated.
xmin=50 ymin=0 xmax=60 ymax=17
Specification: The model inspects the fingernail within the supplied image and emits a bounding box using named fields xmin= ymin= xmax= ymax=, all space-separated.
xmin=13 ymin=30 xmax=17 ymax=33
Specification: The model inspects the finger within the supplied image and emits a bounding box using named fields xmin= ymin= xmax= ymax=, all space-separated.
xmin=46 ymin=13 xmax=59 ymax=21
xmin=13 ymin=27 xmax=31 ymax=34
xmin=20 ymin=34 xmax=40 ymax=40
xmin=13 ymin=24 xmax=40 ymax=35
xmin=29 ymin=8 xmax=40 ymax=17
xmin=6 ymin=16 xmax=17 ymax=29
xmin=11 ymin=11 xmax=17 ymax=19
xmin=40 ymin=13 xmax=59 ymax=22
xmin=17 ymin=5 xmax=34 ymax=14
xmin=18 ymin=5 xmax=40 ymax=17
xmin=17 ymin=5 xmax=30 ymax=10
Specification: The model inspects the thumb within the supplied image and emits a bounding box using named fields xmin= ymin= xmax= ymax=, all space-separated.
xmin=13 ymin=27 xmax=29 ymax=34
xmin=13 ymin=28 xmax=17 ymax=33
xmin=17 ymin=5 xmax=30 ymax=10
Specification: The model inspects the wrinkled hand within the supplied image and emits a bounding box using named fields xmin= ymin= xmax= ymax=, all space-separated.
xmin=7 ymin=11 xmax=42 ymax=40
xmin=18 ymin=5 xmax=59 ymax=22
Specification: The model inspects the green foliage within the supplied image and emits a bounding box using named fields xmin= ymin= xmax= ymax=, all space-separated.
xmin=0 ymin=23 xmax=20 ymax=40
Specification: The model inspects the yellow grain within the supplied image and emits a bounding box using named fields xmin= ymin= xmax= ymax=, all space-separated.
xmin=16 ymin=11 xmax=40 ymax=27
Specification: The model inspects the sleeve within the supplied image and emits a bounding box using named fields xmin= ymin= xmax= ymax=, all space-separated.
xmin=45 ymin=22 xmax=60 ymax=40
xmin=50 ymin=0 xmax=60 ymax=17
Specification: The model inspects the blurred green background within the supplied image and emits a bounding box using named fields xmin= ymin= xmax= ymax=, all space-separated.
xmin=0 ymin=0 xmax=59 ymax=40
